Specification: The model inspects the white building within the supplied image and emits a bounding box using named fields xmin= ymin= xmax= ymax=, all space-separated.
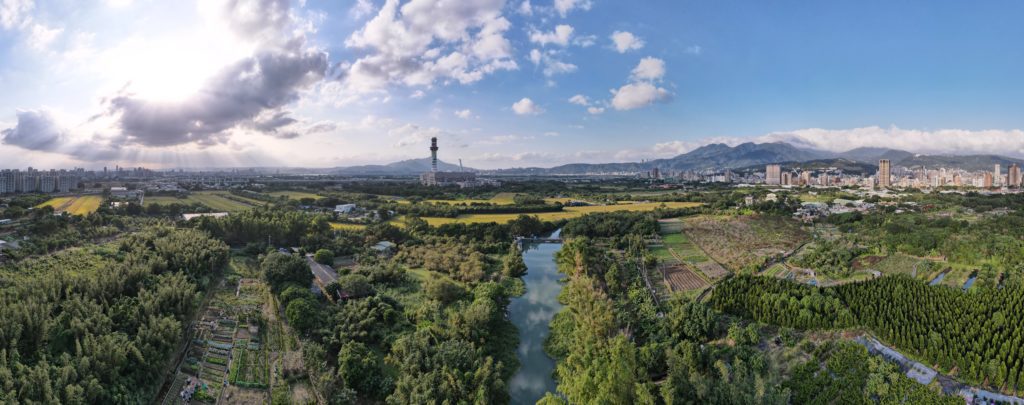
xmin=335 ymin=204 xmax=357 ymax=214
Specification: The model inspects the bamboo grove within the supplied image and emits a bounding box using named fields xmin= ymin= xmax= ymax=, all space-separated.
xmin=0 ymin=227 xmax=229 ymax=403
xmin=713 ymin=274 xmax=1024 ymax=391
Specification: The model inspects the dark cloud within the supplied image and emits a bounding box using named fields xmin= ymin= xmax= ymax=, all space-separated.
xmin=1 ymin=110 xmax=66 ymax=151
xmin=106 ymin=48 xmax=328 ymax=147
xmin=0 ymin=110 xmax=124 ymax=161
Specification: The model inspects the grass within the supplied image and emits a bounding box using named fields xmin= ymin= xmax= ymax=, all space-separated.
xmin=36 ymin=195 xmax=103 ymax=215
xmin=267 ymin=191 xmax=322 ymax=200
xmin=421 ymin=201 xmax=701 ymax=225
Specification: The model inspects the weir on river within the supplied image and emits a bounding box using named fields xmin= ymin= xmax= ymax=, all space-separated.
xmin=508 ymin=230 xmax=563 ymax=404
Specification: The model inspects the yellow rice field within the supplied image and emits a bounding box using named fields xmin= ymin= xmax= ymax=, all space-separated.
xmin=36 ymin=195 xmax=103 ymax=215
xmin=267 ymin=191 xmax=323 ymax=200
xmin=421 ymin=201 xmax=702 ymax=225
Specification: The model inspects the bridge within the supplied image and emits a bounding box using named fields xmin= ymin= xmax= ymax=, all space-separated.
xmin=516 ymin=235 xmax=565 ymax=248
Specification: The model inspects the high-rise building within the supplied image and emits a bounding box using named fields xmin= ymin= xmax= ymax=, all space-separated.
xmin=983 ymin=172 xmax=994 ymax=188
xmin=800 ymin=171 xmax=811 ymax=186
xmin=781 ymin=172 xmax=792 ymax=186
xmin=765 ymin=164 xmax=781 ymax=185
xmin=878 ymin=159 xmax=891 ymax=188
xmin=994 ymin=164 xmax=1002 ymax=186
xmin=1009 ymin=164 xmax=1022 ymax=188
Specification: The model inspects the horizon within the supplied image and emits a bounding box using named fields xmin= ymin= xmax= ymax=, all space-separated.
xmin=3 ymin=0 xmax=1024 ymax=169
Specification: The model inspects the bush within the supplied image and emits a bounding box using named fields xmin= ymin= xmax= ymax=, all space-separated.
xmin=314 ymin=249 xmax=334 ymax=265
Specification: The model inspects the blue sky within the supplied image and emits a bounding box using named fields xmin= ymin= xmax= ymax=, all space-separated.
xmin=1 ymin=0 xmax=1023 ymax=169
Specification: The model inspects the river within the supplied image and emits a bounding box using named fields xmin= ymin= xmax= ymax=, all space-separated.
xmin=508 ymin=231 xmax=563 ymax=404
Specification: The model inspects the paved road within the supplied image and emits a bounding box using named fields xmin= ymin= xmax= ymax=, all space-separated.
xmin=306 ymin=255 xmax=338 ymax=286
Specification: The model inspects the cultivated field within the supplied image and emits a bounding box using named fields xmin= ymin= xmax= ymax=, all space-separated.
xmin=145 ymin=191 xmax=266 ymax=212
xmin=36 ymin=195 xmax=103 ymax=215
xmin=683 ymin=214 xmax=806 ymax=272
xmin=425 ymin=192 xmax=519 ymax=205
xmin=267 ymin=190 xmax=322 ymax=200
xmin=421 ymin=201 xmax=701 ymax=225
xmin=661 ymin=265 xmax=710 ymax=292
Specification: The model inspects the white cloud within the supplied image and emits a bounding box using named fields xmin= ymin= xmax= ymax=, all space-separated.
xmin=529 ymin=24 xmax=573 ymax=47
xmin=573 ymin=34 xmax=596 ymax=47
xmin=454 ymin=109 xmax=473 ymax=119
xmin=587 ymin=106 xmax=605 ymax=114
xmin=611 ymin=82 xmax=670 ymax=110
xmin=610 ymin=31 xmax=644 ymax=53
xmin=631 ymin=57 xmax=665 ymax=81
xmin=341 ymin=0 xmax=518 ymax=100
xmin=553 ymin=0 xmax=591 ymax=17
xmin=409 ymin=89 xmax=425 ymax=99
xmin=517 ymin=0 xmax=532 ymax=15
xmin=568 ymin=94 xmax=589 ymax=105
xmin=0 ymin=0 xmax=33 ymax=30
xmin=26 ymin=22 xmax=61 ymax=50
xmin=512 ymin=97 xmax=543 ymax=115
xmin=528 ymin=48 xmax=576 ymax=77
xmin=757 ymin=126 xmax=1024 ymax=157
xmin=685 ymin=45 xmax=702 ymax=55
xmin=349 ymin=0 xmax=376 ymax=19
xmin=528 ymin=48 xmax=542 ymax=65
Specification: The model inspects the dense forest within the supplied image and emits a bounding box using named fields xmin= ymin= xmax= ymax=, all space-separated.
xmin=0 ymin=227 xmax=228 ymax=403
xmin=713 ymin=274 xmax=1024 ymax=391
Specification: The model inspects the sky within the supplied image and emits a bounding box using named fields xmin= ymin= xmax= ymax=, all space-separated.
xmin=2 ymin=0 xmax=1024 ymax=170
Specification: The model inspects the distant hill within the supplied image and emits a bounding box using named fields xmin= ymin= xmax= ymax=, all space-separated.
xmin=328 ymin=143 xmax=1024 ymax=176
xmin=490 ymin=142 xmax=829 ymax=175
xmin=894 ymin=154 xmax=1024 ymax=171
xmin=837 ymin=147 xmax=914 ymax=163
xmin=735 ymin=158 xmax=877 ymax=174
xmin=333 ymin=158 xmax=473 ymax=175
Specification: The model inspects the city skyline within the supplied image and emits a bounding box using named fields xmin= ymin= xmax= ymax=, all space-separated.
xmin=3 ymin=0 xmax=1024 ymax=169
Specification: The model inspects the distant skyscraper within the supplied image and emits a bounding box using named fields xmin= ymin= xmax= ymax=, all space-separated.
xmin=781 ymin=172 xmax=792 ymax=186
xmin=765 ymin=164 xmax=781 ymax=185
xmin=994 ymin=164 xmax=1002 ymax=186
xmin=983 ymin=172 xmax=994 ymax=188
xmin=1009 ymin=164 xmax=1021 ymax=188
xmin=878 ymin=159 xmax=891 ymax=188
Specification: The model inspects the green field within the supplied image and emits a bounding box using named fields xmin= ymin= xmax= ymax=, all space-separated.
xmin=425 ymin=192 xmax=519 ymax=205
xmin=144 ymin=191 xmax=263 ymax=212
xmin=36 ymin=195 xmax=103 ymax=215
xmin=420 ymin=201 xmax=701 ymax=225
xmin=267 ymin=191 xmax=322 ymax=200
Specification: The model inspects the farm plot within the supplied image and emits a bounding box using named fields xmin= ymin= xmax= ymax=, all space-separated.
xmin=660 ymin=264 xmax=710 ymax=292
xmin=682 ymin=214 xmax=806 ymax=272
xmin=145 ymin=191 xmax=261 ymax=212
xmin=36 ymin=195 xmax=103 ymax=215
xmin=658 ymin=221 xmax=729 ymax=280
xmin=267 ymin=190 xmax=322 ymax=200
xmin=422 ymin=202 xmax=702 ymax=225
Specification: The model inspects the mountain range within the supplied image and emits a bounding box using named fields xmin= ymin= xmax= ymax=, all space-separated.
xmin=329 ymin=143 xmax=1024 ymax=176
xmin=331 ymin=158 xmax=474 ymax=175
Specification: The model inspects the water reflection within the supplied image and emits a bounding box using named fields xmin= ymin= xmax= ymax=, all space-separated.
xmin=508 ymin=240 xmax=563 ymax=404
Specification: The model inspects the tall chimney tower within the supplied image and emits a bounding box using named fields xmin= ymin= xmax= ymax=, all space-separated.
xmin=430 ymin=137 xmax=439 ymax=172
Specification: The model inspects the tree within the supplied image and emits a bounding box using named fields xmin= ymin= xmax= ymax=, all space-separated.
xmin=286 ymin=298 xmax=319 ymax=333
xmin=314 ymin=249 xmax=334 ymax=265
xmin=502 ymin=243 xmax=528 ymax=278
xmin=337 ymin=274 xmax=374 ymax=299
xmin=337 ymin=341 xmax=392 ymax=399
xmin=423 ymin=277 xmax=465 ymax=304
xmin=261 ymin=252 xmax=312 ymax=291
